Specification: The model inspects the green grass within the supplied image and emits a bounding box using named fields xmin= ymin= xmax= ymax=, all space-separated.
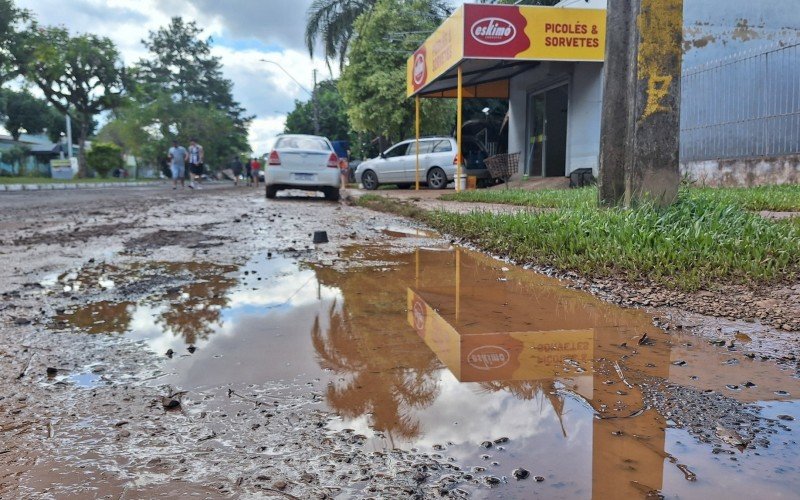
xmin=0 ymin=176 xmax=153 ymax=185
xmin=425 ymin=196 xmax=800 ymax=290
xmin=441 ymin=184 xmax=800 ymax=212
xmin=688 ymin=185 xmax=800 ymax=212
xmin=440 ymin=187 xmax=596 ymax=208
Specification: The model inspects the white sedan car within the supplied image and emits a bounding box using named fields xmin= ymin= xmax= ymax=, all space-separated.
xmin=264 ymin=134 xmax=341 ymax=201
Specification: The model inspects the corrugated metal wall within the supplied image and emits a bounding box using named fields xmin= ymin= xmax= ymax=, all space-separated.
xmin=680 ymin=41 xmax=800 ymax=162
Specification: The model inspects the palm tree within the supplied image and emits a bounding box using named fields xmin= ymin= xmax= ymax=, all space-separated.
xmin=305 ymin=0 xmax=452 ymax=70
xmin=305 ymin=0 xmax=377 ymax=70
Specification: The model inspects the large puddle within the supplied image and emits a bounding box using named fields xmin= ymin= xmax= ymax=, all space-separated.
xmin=55 ymin=245 xmax=800 ymax=498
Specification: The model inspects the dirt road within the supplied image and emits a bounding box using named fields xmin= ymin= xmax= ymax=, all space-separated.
xmin=1 ymin=184 xmax=797 ymax=498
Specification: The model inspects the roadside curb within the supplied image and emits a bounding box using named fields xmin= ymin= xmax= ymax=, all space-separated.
xmin=0 ymin=181 xmax=156 ymax=192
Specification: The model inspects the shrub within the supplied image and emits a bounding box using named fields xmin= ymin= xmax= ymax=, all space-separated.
xmin=86 ymin=142 xmax=123 ymax=178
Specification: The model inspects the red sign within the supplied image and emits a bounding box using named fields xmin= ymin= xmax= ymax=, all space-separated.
xmin=464 ymin=5 xmax=530 ymax=58
xmin=412 ymin=48 xmax=427 ymax=87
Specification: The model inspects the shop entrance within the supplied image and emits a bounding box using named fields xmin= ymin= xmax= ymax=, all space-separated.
xmin=525 ymin=84 xmax=569 ymax=177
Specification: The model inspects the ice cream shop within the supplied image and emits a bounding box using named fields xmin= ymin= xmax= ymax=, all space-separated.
xmin=407 ymin=1 xmax=607 ymax=186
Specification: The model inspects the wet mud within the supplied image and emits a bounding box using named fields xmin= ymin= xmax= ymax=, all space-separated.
xmin=1 ymin=187 xmax=798 ymax=498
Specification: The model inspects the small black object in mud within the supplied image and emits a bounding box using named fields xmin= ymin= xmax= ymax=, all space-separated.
xmin=777 ymin=415 xmax=795 ymax=421
xmin=46 ymin=367 xmax=58 ymax=376
xmin=162 ymin=397 xmax=181 ymax=410
xmin=165 ymin=349 xmax=174 ymax=358
xmin=484 ymin=476 xmax=502 ymax=486
xmin=534 ymin=476 xmax=545 ymax=482
xmin=512 ymin=468 xmax=530 ymax=480
xmin=494 ymin=437 xmax=509 ymax=444
xmin=187 ymin=345 xmax=197 ymax=354
xmin=313 ymin=231 xmax=329 ymax=244
xmin=480 ymin=440 xmax=493 ymax=449
xmin=672 ymin=360 xmax=687 ymax=366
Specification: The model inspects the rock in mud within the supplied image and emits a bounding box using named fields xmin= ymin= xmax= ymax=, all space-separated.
xmin=512 ymin=468 xmax=530 ymax=480
xmin=480 ymin=440 xmax=493 ymax=449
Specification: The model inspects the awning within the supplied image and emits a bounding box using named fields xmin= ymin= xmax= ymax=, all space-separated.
xmin=407 ymin=4 xmax=607 ymax=98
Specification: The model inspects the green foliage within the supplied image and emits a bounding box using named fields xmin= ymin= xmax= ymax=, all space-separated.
xmin=86 ymin=142 xmax=123 ymax=178
xmin=425 ymin=197 xmax=800 ymax=290
xmin=0 ymin=88 xmax=51 ymax=140
xmin=0 ymin=144 xmax=30 ymax=174
xmin=135 ymin=17 xmax=250 ymax=133
xmin=101 ymin=17 xmax=250 ymax=168
xmin=305 ymin=0 xmax=379 ymax=69
xmin=0 ymin=0 xmax=33 ymax=83
xmin=441 ymin=187 xmax=596 ymax=208
xmin=20 ymin=26 xmax=128 ymax=177
xmin=98 ymin=94 xmax=246 ymax=171
xmin=443 ymin=184 xmax=800 ymax=212
xmin=340 ymin=0 xmax=454 ymax=143
xmin=285 ymin=79 xmax=352 ymax=140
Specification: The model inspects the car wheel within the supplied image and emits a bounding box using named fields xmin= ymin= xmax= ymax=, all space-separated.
xmin=324 ymin=187 xmax=340 ymax=201
xmin=361 ymin=170 xmax=379 ymax=190
xmin=265 ymin=185 xmax=277 ymax=199
xmin=427 ymin=167 xmax=447 ymax=190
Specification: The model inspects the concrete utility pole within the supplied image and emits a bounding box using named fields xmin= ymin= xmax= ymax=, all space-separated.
xmin=598 ymin=0 xmax=684 ymax=207
xmin=312 ymin=69 xmax=320 ymax=136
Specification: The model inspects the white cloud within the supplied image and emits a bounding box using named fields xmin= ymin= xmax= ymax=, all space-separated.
xmin=18 ymin=0 xmax=338 ymax=152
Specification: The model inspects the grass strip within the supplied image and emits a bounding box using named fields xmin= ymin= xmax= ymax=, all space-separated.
xmin=441 ymin=184 xmax=800 ymax=212
xmin=358 ymin=193 xmax=800 ymax=290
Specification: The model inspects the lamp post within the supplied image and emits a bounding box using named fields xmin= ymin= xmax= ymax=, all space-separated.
xmin=260 ymin=60 xmax=320 ymax=135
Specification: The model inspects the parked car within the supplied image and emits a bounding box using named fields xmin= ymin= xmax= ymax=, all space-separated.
xmin=264 ymin=134 xmax=341 ymax=201
xmin=354 ymin=136 xmax=493 ymax=190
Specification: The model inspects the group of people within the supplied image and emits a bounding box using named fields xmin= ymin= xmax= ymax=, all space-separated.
xmin=166 ymin=139 xmax=263 ymax=190
xmin=228 ymin=156 xmax=262 ymax=188
xmin=167 ymin=138 xmax=205 ymax=190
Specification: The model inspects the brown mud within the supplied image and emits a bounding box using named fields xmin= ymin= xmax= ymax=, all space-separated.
xmin=0 ymin=185 xmax=798 ymax=498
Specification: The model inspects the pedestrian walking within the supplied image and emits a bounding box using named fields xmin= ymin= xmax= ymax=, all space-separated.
xmin=245 ymin=158 xmax=252 ymax=187
xmin=338 ymin=153 xmax=349 ymax=190
xmin=250 ymin=157 xmax=262 ymax=188
xmin=168 ymin=140 xmax=188 ymax=190
xmin=230 ymin=156 xmax=244 ymax=186
xmin=187 ymin=138 xmax=205 ymax=189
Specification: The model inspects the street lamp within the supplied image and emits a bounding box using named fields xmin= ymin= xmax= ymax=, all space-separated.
xmin=260 ymin=59 xmax=320 ymax=135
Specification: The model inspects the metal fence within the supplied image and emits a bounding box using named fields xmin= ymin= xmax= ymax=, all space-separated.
xmin=680 ymin=41 xmax=800 ymax=162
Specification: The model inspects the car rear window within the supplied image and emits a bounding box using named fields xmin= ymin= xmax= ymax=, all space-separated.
xmin=276 ymin=137 xmax=330 ymax=151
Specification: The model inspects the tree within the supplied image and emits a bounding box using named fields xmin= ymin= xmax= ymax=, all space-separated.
xmin=339 ymin=0 xmax=454 ymax=144
xmin=0 ymin=145 xmax=29 ymax=175
xmin=20 ymin=27 xmax=127 ymax=177
xmin=129 ymin=17 xmax=251 ymax=163
xmin=86 ymin=142 xmax=123 ymax=178
xmin=98 ymin=95 xmax=247 ymax=172
xmin=0 ymin=89 xmax=51 ymax=140
xmin=285 ymin=79 xmax=352 ymax=141
xmin=305 ymin=0 xmax=378 ymax=70
xmin=0 ymin=0 xmax=33 ymax=84
xmin=136 ymin=18 xmax=249 ymax=126
xmin=306 ymin=0 xmax=451 ymax=69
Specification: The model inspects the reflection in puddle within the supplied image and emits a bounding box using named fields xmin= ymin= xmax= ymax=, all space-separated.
xmin=55 ymin=249 xmax=800 ymax=498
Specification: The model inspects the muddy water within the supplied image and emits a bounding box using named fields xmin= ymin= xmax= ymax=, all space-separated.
xmin=56 ymin=245 xmax=800 ymax=499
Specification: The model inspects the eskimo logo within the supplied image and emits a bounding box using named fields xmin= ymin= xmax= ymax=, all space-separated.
xmin=471 ymin=18 xmax=517 ymax=46
xmin=413 ymin=52 xmax=426 ymax=85
xmin=467 ymin=346 xmax=510 ymax=371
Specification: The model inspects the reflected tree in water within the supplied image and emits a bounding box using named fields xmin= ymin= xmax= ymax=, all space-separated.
xmin=312 ymin=267 xmax=442 ymax=441
xmin=157 ymin=270 xmax=237 ymax=346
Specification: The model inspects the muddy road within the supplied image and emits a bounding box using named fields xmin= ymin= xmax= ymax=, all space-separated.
xmin=0 ymin=185 xmax=798 ymax=499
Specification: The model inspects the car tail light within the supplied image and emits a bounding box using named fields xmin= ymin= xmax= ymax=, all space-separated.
xmin=327 ymin=152 xmax=339 ymax=168
xmin=268 ymin=150 xmax=280 ymax=166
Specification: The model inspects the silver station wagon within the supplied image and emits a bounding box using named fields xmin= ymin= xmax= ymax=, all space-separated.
xmin=355 ymin=136 xmax=492 ymax=190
